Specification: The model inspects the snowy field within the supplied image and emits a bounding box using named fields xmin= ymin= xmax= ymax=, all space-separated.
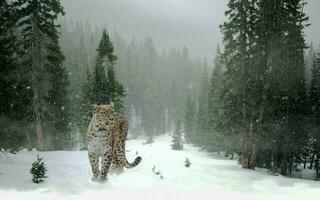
xmin=1 ymin=134 xmax=320 ymax=200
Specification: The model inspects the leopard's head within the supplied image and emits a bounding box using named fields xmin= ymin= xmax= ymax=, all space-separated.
xmin=91 ymin=103 xmax=115 ymax=130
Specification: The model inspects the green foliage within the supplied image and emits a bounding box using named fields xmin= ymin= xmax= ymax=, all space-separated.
xmin=186 ymin=0 xmax=312 ymax=176
xmin=93 ymin=29 xmax=125 ymax=112
xmin=59 ymin=22 xmax=207 ymax=143
xmin=0 ymin=0 xmax=33 ymax=152
xmin=185 ymin=158 xmax=191 ymax=168
xmin=184 ymin=95 xmax=196 ymax=143
xmin=30 ymin=155 xmax=48 ymax=184
xmin=12 ymin=0 xmax=69 ymax=151
xmin=78 ymin=67 xmax=94 ymax=144
xmin=47 ymin=21 xmax=71 ymax=150
xmin=171 ymin=120 xmax=183 ymax=150
xmin=309 ymin=49 xmax=320 ymax=178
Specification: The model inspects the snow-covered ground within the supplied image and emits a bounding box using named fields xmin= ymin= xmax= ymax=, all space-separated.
xmin=1 ymin=134 xmax=320 ymax=200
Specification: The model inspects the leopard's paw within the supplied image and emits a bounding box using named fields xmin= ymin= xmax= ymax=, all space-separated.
xmin=91 ymin=176 xmax=99 ymax=182
xmin=97 ymin=176 xmax=108 ymax=183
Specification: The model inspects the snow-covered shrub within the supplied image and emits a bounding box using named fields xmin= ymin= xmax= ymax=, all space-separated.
xmin=30 ymin=155 xmax=48 ymax=183
xmin=171 ymin=121 xmax=183 ymax=150
xmin=185 ymin=158 xmax=191 ymax=168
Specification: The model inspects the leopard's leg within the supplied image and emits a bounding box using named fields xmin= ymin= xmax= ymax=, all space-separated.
xmin=114 ymin=152 xmax=125 ymax=174
xmin=110 ymin=148 xmax=123 ymax=174
xmin=115 ymin=119 xmax=128 ymax=173
xmin=109 ymin=148 xmax=118 ymax=173
xmin=99 ymin=147 xmax=113 ymax=182
xmin=88 ymin=153 xmax=99 ymax=182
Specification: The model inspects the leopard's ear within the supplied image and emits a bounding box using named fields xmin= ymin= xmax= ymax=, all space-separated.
xmin=110 ymin=102 xmax=115 ymax=109
xmin=91 ymin=104 xmax=98 ymax=111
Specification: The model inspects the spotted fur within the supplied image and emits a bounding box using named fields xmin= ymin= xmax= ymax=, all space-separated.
xmin=87 ymin=104 xmax=141 ymax=182
xmin=110 ymin=112 xmax=142 ymax=173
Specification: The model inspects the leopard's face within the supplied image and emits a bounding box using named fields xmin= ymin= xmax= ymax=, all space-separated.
xmin=92 ymin=104 xmax=115 ymax=131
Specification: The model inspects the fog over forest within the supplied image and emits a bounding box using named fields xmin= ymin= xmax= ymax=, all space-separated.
xmin=2 ymin=0 xmax=320 ymax=198
xmin=61 ymin=0 xmax=320 ymax=58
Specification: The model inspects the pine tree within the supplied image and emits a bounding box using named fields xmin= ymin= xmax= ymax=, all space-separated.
xmin=93 ymin=29 xmax=111 ymax=105
xmin=195 ymin=65 xmax=210 ymax=147
xmin=15 ymin=0 xmax=66 ymax=151
xmin=255 ymin=0 xmax=309 ymax=175
xmin=185 ymin=158 xmax=191 ymax=167
xmin=0 ymin=0 xmax=33 ymax=152
xmin=310 ymin=49 xmax=320 ymax=178
xmin=93 ymin=29 xmax=125 ymax=111
xmin=139 ymin=38 xmax=164 ymax=142
xmin=305 ymin=44 xmax=315 ymax=94
xmin=106 ymin=64 xmax=125 ymax=111
xmin=78 ymin=65 xmax=94 ymax=148
xmin=279 ymin=0 xmax=309 ymax=176
xmin=220 ymin=0 xmax=260 ymax=169
xmin=206 ymin=46 xmax=226 ymax=153
xmin=0 ymin=0 xmax=19 ymax=151
xmin=47 ymin=40 xmax=71 ymax=150
xmin=171 ymin=120 xmax=183 ymax=150
xmin=218 ymin=0 xmax=309 ymax=174
xmin=184 ymin=95 xmax=196 ymax=143
xmin=30 ymin=155 xmax=48 ymax=183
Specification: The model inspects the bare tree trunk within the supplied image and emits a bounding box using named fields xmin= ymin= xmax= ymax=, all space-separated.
xmin=315 ymin=153 xmax=320 ymax=178
xmin=243 ymin=111 xmax=258 ymax=170
xmin=249 ymin=143 xmax=257 ymax=169
xmin=310 ymin=152 xmax=315 ymax=170
xmin=24 ymin=129 xmax=32 ymax=151
xmin=241 ymin=136 xmax=249 ymax=168
xmin=281 ymin=157 xmax=288 ymax=176
xmin=303 ymin=156 xmax=307 ymax=169
xmin=31 ymin=13 xmax=46 ymax=151
xmin=32 ymin=73 xmax=45 ymax=151
xmin=289 ymin=161 xmax=293 ymax=175
xmin=249 ymin=111 xmax=258 ymax=170
xmin=36 ymin=111 xmax=45 ymax=151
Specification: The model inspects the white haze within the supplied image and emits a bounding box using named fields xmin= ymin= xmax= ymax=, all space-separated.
xmin=61 ymin=0 xmax=320 ymax=58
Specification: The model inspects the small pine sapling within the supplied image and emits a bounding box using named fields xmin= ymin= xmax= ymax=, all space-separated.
xmin=171 ymin=120 xmax=184 ymax=150
xmin=30 ymin=155 xmax=48 ymax=183
xmin=185 ymin=158 xmax=191 ymax=168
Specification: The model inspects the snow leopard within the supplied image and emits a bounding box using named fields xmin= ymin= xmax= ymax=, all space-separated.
xmin=87 ymin=103 xmax=142 ymax=182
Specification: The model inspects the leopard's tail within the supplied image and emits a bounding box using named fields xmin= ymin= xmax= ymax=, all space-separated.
xmin=125 ymin=156 xmax=142 ymax=168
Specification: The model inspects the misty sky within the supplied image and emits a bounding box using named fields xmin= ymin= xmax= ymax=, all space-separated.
xmin=61 ymin=0 xmax=320 ymax=59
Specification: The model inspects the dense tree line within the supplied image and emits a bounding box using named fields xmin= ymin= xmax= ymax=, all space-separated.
xmin=0 ymin=0 xmax=70 ymax=151
xmin=0 ymin=0 xmax=132 ymax=151
xmin=0 ymin=0 xmax=30 ymax=152
xmin=59 ymin=19 xmax=208 ymax=146
xmin=1 ymin=0 xmax=208 ymax=151
xmin=185 ymin=0 xmax=320 ymax=179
